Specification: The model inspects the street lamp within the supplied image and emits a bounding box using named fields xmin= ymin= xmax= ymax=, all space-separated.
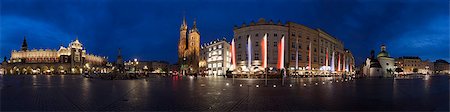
xmin=133 ymin=58 xmax=138 ymax=74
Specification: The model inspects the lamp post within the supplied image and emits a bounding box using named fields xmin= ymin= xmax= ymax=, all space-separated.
xmin=133 ymin=58 xmax=138 ymax=74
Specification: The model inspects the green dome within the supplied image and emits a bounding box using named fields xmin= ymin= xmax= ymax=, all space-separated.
xmin=377 ymin=51 xmax=389 ymax=58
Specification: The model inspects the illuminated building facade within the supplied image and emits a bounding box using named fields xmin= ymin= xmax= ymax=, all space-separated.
xmin=396 ymin=56 xmax=434 ymax=75
xmin=1 ymin=37 xmax=108 ymax=75
xmin=124 ymin=59 xmax=169 ymax=74
xmin=178 ymin=17 xmax=200 ymax=75
xmin=434 ymin=59 xmax=449 ymax=75
xmin=199 ymin=38 xmax=232 ymax=76
xmin=231 ymin=18 xmax=355 ymax=77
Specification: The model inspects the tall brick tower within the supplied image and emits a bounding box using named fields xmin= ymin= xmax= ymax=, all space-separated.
xmin=187 ymin=19 xmax=200 ymax=73
xmin=178 ymin=17 xmax=200 ymax=75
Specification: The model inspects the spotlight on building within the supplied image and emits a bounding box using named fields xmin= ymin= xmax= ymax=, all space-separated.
xmin=273 ymin=85 xmax=276 ymax=88
xmin=289 ymin=84 xmax=293 ymax=87
xmin=239 ymin=84 xmax=242 ymax=87
xmin=303 ymin=84 xmax=307 ymax=87
xmin=322 ymin=82 xmax=325 ymax=84
xmin=315 ymin=83 xmax=318 ymax=85
xmin=256 ymin=84 xmax=259 ymax=88
xmin=226 ymin=83 xmax=229 ymax=86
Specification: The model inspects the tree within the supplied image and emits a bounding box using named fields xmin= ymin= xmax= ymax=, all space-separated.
xmin=413 ymin=68 xmax=418 ymax=74
xmin=395 ymin=68 xmax=403 ymax=76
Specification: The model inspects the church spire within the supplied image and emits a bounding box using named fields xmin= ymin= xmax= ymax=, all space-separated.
xmin=193 ymin=18 xmax=197 ymax=29
xmin=180 ymin=16 xmax=187 ymax=31
xmin=191 ymin=18 xmax=198 ymax=32
xmin=21 ymin=36 xmax=28 ymax=51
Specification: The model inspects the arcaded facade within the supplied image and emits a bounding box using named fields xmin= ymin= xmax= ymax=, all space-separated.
xmin=231 ymin=18 xmax=355 ymax=76
xmin=1 ymin=37 xmax=108 ymax=75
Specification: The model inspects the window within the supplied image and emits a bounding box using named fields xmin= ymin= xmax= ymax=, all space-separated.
xmin=291 ymin=54 xmax=295 ymax=60
xmin=314 ymin=48 xmax=317 ymax=52
xmin=218 ymin=50 xmax=222 ymax=55
xmin=238 ymin=36 xmax=241 ymax=39
xmin=255 ymin=41 xmax=259 ymax=46
xmin=218 ymin=63 xmax=222 ymax=67
xmin=274 ymin=42 xmax=278 ymax=47
xmin=255 ymin=33 xmax=259 ymax=37
xmin=238 ymin=44 xmax=241 ymax=48
xmin=274 ymin=33 xmax=278 ymax=37
xmin=218 ymin=45 xmax=222 ymax=48
xmin=386 ymin=63 xmax=389 ymax=66
xmin=298 ymin=54 xmax=302 ymax=60
xmin=209 ymin=48 xmax=212 ymax=51
xmin=291 ymin=43 xmax=295 ymax=48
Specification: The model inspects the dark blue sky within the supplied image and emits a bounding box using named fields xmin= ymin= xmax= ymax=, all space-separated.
xmin=1 ymin=0 xmax=448 ymax=65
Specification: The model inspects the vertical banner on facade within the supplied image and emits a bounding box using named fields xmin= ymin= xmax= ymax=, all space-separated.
xmin=247 ymin=36 xmax=251 ymax=70
xmin=343 ymin=54 xmax=345 ymax=72
xmin=331 ymin=51 xmax=335 ymax=72
xmin=277 ymin=36 xmax=285 ymax=69
xmin=308 ymin=41 xmax=312 ymax=70
xmin=338 ymin=52 xmax=341 ymax=72
xmin=261 ymin=34 xmax=268 ymax=68
xmin=231 ymin=39 xmax=236 ymax=68
xmin=295 ymin=35 xmax=299 ymax=70
xmin=326 ymin=47 xmax=329 ymax=70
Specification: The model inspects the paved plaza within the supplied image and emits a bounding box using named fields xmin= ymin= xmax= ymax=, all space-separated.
xmin=1 ymin=75 xmax=448 ymax=111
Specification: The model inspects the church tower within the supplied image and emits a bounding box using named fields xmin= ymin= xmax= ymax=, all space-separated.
xmin=21 ymin=36 xmax=28 ymax=51
xmin=177 ymin=17 xmax=201 ymax=74
xmin=178 ymin=17 xmax=188 ymax=64
xmin=116 ymin=48 xmax=123 ymax=65
xmin=187 ymin=19 xmax=200 ymax=73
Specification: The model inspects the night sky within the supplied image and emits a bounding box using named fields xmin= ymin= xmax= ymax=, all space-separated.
xmin=1 ymin=0 xmax=448 ymax=65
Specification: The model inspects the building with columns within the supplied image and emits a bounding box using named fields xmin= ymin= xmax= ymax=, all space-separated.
xmin=230 ymin=18 xmax=355 ymax=77
xmin=1 ymin=37 xmax=108 ymax=75
xmin=178 ymin=17 xmax=200 ymax=75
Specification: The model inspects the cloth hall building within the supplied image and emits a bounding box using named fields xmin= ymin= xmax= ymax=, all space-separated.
xmin=1 ymin=37 xmax=108 ymax=75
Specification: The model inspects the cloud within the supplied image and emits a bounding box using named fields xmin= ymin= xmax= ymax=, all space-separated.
xmin=0 ymin=15 xmax=73 ymax=56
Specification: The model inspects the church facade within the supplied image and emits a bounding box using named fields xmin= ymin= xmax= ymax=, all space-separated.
xmin=1 ymin=37 xmax=108 ymax=75
xmin=362 ymin=45 xmax=396 ymax=77
xmin=178 ymin=17 xmax=200 ymax=75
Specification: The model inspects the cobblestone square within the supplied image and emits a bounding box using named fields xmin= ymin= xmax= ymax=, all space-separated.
xmin=1 ymin=75 xmax=448 ymax=111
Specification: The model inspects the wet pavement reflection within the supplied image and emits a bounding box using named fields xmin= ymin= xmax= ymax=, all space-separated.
xmin=1 ymin=75 xmax=448 ymax=111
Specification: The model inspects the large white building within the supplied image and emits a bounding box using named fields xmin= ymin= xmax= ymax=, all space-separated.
xmin=199 ymin=38 xmax=232 ymax=76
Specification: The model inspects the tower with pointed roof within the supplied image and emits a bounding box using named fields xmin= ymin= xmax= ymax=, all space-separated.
xmin=21 ymin=36 xmax=28 ymax=51
xmin=178 ymin=17 xmax=201 ymax=74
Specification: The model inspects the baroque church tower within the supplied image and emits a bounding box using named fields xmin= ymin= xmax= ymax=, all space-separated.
xmin=178 ymin=17 xmax=200 ymax=74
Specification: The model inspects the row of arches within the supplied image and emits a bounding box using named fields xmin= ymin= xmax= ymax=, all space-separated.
xmin=4 ymin=65 xmax=109 ymax=75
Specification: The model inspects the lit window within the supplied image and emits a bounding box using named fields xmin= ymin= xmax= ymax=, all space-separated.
xmin=218 ymin=45 xmax=222 ymax=48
